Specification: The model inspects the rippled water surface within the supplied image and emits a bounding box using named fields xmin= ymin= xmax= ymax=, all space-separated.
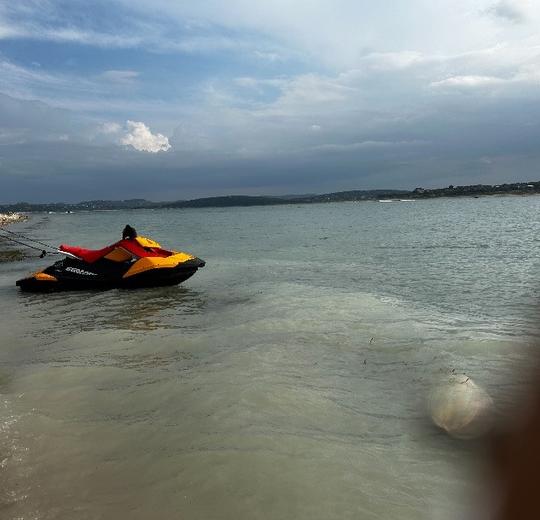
xmin=1 ymin=197 xmax=539 ymax=519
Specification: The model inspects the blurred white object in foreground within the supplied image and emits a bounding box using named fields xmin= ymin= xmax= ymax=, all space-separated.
xmin=429 ymin=375 xmax=494 ymax=439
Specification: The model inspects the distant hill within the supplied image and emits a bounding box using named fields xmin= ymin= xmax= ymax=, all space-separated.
xmin=165 ymin=195 xmax=288 ymax=208
xmin=289 ymin=189 xmax=408 ymax=203
xmin=164 ymin=190 xmax=408 ymax=208
xmin=410 ymin=182 xmax=540 ymax=198
xmin=2 ymin=181 xmax=540 ymax=212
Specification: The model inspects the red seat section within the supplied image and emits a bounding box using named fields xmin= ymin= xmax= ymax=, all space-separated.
xmin=117 ymin=239 xmax=170 ymax=258
xmin=59 ymin=240 xmax=171 ymax=263
xmin=59 ymin=244 xmax=115 ymax=263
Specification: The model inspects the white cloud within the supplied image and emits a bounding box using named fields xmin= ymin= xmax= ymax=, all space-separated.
xmin=0 ymin=23 xmax=24 ymax=39
xmin=0 ymin=58 xmax=111 ymax=100
xmin=0 ymin=7 xmax=272 ymax=57
xmin=121 ymin=120 xmax=171 ymax=153
xmin=430 ymin=75 xmax=505 ymax=88
xmin=160 ymin=35 xmax=540 ymax=158
xmin=2 ymin=1 xmax=540 ymax=70
xmin=0 ymin=22 xmax=143 ymax=48
xmin=263 ymin=73 xmax=357 ymax=114
xmin=100 ymin=122 xmax=121 ymax=134
xmin=43 ymin=28 xmax=142 ymax=47
xmin=119 ymin=0 xmax=540 ymax=68
xmin=430 ymin=63 xmax=540 ymax=89
xmin=101 ymin=70 xmax=139 ymax=83
xmin=357 ymin=51 xmax=425 ymax=71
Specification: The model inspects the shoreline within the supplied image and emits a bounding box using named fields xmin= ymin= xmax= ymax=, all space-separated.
xmin=3 ymin=188 xmax=540 ymax=213
xmin=0 ymin=212 xmax=29 ymax=262
xmin=0 ymin=212 xmax=27 ymax=226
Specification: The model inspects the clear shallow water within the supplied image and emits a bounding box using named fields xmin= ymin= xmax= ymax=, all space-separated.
xmin=0 ymin=197 xmax=539 ymax=519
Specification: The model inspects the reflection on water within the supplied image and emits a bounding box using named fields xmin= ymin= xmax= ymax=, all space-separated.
xmin=18 ymin=285 xmax=207 ymax=337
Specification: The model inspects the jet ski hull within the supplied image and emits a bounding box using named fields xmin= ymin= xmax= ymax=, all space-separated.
xmin=16 ymin=256 xmax=205 ymax=292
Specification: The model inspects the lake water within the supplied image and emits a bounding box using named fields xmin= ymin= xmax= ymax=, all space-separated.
xmin=1 ymin=197 xmax=539 ymax=519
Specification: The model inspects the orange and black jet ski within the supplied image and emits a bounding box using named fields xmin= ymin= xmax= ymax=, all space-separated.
xmin=16 ymin=231 xmax=205 ymax=292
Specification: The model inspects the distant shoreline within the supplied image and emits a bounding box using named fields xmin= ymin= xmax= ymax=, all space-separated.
xmin=1 ymin=181 xmax=540 ymax=212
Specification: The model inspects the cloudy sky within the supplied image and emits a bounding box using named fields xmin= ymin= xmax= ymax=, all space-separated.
xmin=1 ymin=0 xmax=540 ymax=202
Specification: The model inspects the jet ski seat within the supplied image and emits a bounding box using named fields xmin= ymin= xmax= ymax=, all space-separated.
xmin=59 ymin=244 xmax=116 ymax=263
xmin=59 ymin=239 xmax=171 ymax=264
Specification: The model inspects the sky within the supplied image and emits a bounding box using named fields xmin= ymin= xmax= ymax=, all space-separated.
xmin=1 ymin=0 xmax=540 ymax=202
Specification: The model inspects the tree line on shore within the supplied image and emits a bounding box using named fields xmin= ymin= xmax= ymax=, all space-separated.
xmin=2 ymin=181 xmax=540 ymax=212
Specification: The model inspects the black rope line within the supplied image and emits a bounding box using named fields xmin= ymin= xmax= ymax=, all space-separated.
xmin=0 ymin=227 xmax=58 ymax=251
xmin=0 ymin=232 xmax=61 ymax=257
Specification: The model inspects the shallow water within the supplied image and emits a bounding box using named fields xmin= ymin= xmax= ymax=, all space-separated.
xmin=1 ymin=197 xmax=539 ymax=519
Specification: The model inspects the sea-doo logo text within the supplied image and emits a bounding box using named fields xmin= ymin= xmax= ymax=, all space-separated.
xmin=65 ymin=267 xmax=97 ymax=276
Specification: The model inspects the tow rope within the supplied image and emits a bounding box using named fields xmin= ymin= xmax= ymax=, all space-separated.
xmin=0 ymin=228 xmax=62 ymax=258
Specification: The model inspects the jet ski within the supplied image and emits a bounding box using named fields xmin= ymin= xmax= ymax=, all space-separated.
xmin=16 ymin=233 xmax=205 ymax=292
